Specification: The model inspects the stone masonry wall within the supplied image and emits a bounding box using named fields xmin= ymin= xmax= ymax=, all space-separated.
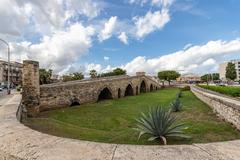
xmin=39 ymin=75 xmax=161 ymax=112
xmin=22 ymin=60 xmax=40 ymax=117
xmin=21 ymin=60 xmax=161 ymax=115
xmin=191 ymin=86 xmax=240 ymax=130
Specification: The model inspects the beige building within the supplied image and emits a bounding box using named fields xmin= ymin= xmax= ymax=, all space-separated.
xmin=0 ymin=60 xmax=23 ymax=87
xmin=176 ymin=73 xmax=201 ymax=83
xmin=219 ymin=60 xmax=240 ymax=81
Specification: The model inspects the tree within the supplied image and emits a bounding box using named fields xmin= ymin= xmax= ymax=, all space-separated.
xmin=62 ymin=75 xmax=73 ymax=82
xmin=62 ymin=72 xmax=84 ymax=82
xmin=201 ymin=73 xmax=219 ymax=82
xmin=39 ymin=69 xmax=52 ymax=85
xmin=72 ymin=72 xmax=84 ymax=80
xmin=112 ymin=68 xmax=126 ymax=75
xmin=226 ymin=62 xmax=237 ymax=81
xmin=99 ymin=68 xmax=126 ymax=77
xmin=212 ymin=73 xmax=220 ymax=81
xmin=158 ymin=70 xmax=180 ymax=86
xmin=89 ymin=70 xmax=97 ymax=78
xmin=201 ymin=74 xmax=208 ymax=82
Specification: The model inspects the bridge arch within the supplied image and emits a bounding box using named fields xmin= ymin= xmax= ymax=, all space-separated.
xmin=140 ymin=80 xmax=146 ymax=93
xmin=70 ymin=98 xmax=80 ymax=107
xmin=150 ymin=84 xmax=153 ymax=92
xmin=118 ymin=88 xmax=121 ymax=98
xmin=97 ymin=87 xmax=113 ymax=101
xmin=124 ymin=84 xmax=134 ymax=97
xmin=136 ymin=86 xmax=139 ymax=95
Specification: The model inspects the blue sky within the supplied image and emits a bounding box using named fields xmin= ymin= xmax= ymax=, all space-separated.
xmin=0 ymin=0 xmax=240 ymax=75
xmin=86 ymin=0 xmax=240 ymax=64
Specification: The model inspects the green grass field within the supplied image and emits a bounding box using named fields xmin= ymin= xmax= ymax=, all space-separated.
xmin=198 ymin=85 xmax=240 ymax=97
xmin=24 ymin=88 xmax=240 ymax=145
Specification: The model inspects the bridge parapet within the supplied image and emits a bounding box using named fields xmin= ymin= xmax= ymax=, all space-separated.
xmin=22 ymin=61 xmax=162 ymax=116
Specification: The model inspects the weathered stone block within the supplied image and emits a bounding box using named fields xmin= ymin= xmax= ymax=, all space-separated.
xmin=22 ymin=60 xmax=40 ymax=117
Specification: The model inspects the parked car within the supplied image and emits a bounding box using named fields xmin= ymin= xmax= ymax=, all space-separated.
xmin=217 ymin=83 xmax=227 ymax=86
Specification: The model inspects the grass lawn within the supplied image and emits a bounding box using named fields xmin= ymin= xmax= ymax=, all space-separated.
xmin=198 ymin=85 xmax=240 ymax=97
xmin=24 ymin=88 xmax=240 ymax=145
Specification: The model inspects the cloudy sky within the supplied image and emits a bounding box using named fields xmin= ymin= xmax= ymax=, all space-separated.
xmin=0 ymin=0 xmax=240 ymax=75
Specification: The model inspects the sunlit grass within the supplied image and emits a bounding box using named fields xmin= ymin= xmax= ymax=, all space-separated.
xmin=24 ymin=88 xmax=240 ymax=145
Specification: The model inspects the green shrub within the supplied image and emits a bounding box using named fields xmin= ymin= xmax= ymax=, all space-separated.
xmin=181 ymin=86 xmax=190 ymax=91
xmin=135 ymin=106 xmax=188 ymax=145
xmin=198 ymin=85 xmax=240 ymax=97
xmin=170 ymin=98 xmax=183 ymax=112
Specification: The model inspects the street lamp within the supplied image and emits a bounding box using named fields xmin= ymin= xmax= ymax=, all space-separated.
xmin=0 ymin=38 xmax=11 ymax=95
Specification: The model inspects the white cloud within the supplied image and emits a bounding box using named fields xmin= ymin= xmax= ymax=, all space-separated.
xmin=65 ymin=0 xmax=103 ymax=19
xmin=85 ymin=63 xmax=102 ymax=73
xmin=0 ymin=0 xmax=103 ymax=37
xmin=0 ymin=0 xmax=29 ymax=36
xmin=129 ymin=0 xmax=174 ymax=7
xmin=122 ymin=39 xmax=240 ymax=75
xmin=118 ymin=32 xmax=128 ymax=44
xmin=134 ymin=9 xmax=170 ymax=38
xmin=101 ymin=65 xmax=115 ymax=73
xmin=98 ymin=16 xmax=118 ymax=42
xmin=183 ymin=43 xmax=193 ymax=50
xmin=0 ymin=41 xmax=30 ymax=62
xmin=5 ymin=23 xmax=95 ymax=74
xmin=104 ymin=56 xmax=110 ymax=61
xmin=129 ymin=0 xmax=174 ymax=39
xmin=151 ymin=0 xmax=175 ymax=7
xmin=202 ymin=58 xmax=216 ymax=66
xmin=30 ymin=23 xmax=95 ymax=73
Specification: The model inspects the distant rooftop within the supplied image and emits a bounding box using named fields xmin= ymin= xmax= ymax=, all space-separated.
xmin=181 ymin=73 xmax=200 ymax=77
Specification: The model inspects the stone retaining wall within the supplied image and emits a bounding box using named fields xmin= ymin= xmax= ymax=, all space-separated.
xmin=191 ymin=86 xmax=240 ymax=130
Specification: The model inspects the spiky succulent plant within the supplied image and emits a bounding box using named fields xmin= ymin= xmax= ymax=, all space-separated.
xmin=135 ymin=106 xmax=188 ymax=145
xmin=170 ymin=98 xmax=182 ymax=112
xmin=177 ymin=91 xmax=183 ymax=98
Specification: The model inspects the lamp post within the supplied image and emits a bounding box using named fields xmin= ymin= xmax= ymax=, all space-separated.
xmin=0 ymin=38 xmax=11 ymax=95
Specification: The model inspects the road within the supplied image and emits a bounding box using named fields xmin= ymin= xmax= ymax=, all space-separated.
xmin=0 ymin=90 xmax=16 ymax=106
xmin=0 ymin=89 xmax=7 ymax=96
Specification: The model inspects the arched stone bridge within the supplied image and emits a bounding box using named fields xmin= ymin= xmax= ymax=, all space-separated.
xmin=22 ymin=60 xmax=162 ymax=116
xmin=40 ymin=74 xmax=161 ymax=110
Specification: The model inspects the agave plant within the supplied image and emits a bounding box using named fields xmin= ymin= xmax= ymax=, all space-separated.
xmin=170 ymin=98 xmax=182 ymax=112
xmin=135 ymin=106 xmax=188 ymax=145
xmin=177 ymin=91 xmax=183 ymax=98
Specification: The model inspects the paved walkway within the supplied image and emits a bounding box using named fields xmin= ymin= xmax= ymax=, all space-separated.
xmin=1 ymin=93 xmax=240 ymax=160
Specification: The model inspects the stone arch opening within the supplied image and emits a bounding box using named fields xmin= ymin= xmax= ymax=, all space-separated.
xmin=118 ymin=88 xmax=121 ymax=98
xmin=98 ymin=87 xmax=113 ymax=101
xmin=150 ymin=84 xmax=153 ymax=92
xmin=125 ymin=84 xmax=134 ymax=97
xmin=70 ymin=98 xmax=80 ymax=107
xmin=70 ymin=101 xmax=80 ymax=107
xmin=140 ymin=80 xmax=146 ymax=93
xmin=136 ymin=86 xmax=139 ymax=95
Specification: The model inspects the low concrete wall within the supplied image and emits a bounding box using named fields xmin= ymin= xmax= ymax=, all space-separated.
xmin=191 ymin=86 xmax=240 ymax=130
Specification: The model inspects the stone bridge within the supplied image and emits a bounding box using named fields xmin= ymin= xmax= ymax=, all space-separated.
xmin=22 ymin=60 xmax=162 ymax=116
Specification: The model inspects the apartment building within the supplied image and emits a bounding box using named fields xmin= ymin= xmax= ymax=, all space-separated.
xmin=0 ymin=60 xmax=23 ymax=87
xmin=219 ymin=60 xmax=240 ymax=81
